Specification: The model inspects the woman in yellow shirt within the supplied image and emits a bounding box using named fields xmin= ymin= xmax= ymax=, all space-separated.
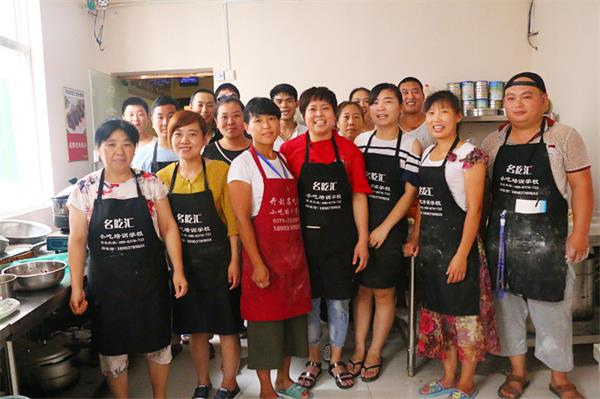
xmin=157 ymin=110 xmax=241 ymax=399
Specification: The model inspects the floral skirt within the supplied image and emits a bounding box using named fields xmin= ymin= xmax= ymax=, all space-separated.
xmin=417 ymin=238 xmax=500 ymax=362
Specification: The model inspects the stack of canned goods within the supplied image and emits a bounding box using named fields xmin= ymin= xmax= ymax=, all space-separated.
xmin=447 ymin=80 xmax=505 ymax=116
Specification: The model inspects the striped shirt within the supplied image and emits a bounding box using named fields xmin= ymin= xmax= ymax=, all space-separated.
xmin=354 ymin=130 xmax=421 ymax=187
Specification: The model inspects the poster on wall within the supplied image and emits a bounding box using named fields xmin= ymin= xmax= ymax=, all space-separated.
xmin=63 ymin=87 xmax=88 ymax=162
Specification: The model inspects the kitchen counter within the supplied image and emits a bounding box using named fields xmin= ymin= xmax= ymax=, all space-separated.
xmin=0 ymin=266 xmax=70 ymax=394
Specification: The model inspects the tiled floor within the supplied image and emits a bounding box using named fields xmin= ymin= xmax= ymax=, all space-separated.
xmin=95 ymin=327 xmax=600 ymax=398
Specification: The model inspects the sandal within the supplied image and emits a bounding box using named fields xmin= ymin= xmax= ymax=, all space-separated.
xmin=419 ymin=380 xmax=454 ymax=397
xmin=498 ymin=374 xmax=530 ymax=399
xmin=361 ymin=361 xmax=382 ymax=383
xmin=297 ymin=361 xmax=321 ymax=389
xmin=347 ymin=357 xmax=364 ymax=378
xmin=276 ymin=381 xmax=314 ymax=399
xmin=328 ymin=361 xmax=354 ymax=390
xmin=448 ymin=388 xmax=478 ymax=399
xmin=549 ymin=383 xmax=585 ymax=399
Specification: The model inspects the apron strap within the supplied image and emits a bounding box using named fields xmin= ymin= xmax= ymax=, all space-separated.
xmin=441 ymin=135 xmax=461 ymax=168
xmin=97 ymin=168 xmax=141 ymax=200
xmin=169 ymin=157 xmax=211 ymax=194
xmin=503 ymin=118 xmax=547 ymax=145
xmin=365 ymin=129 xmax=402 ymax=158
xmin=364 ymin=131 xmax=377 ymax=154
xmin=152 ymin=141 xmax=158 ymax=165
xmin=250 ymin=146 xmax=268 ymax=180
xmin=305 ymin=132 xmax=342 ymax=163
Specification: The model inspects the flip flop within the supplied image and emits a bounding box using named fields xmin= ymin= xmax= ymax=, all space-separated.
xmin=448 ymin=388 xmax=478 ymax=399
xmin=276 ymin=382 xmax=313 ymax=399
xmin=347 ymin=357 xmax=364 ymax=377
xmin=360 ymin=362 xmax=382 ymax=383
xmin=419 ymin=380 xmax=455 ymax=397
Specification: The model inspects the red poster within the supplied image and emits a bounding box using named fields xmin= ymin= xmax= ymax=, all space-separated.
xmin=64 ymin=87 xmax=89 ymax=162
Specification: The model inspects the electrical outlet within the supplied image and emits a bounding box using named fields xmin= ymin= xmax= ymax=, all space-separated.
xmin=224 ymin=69 xmax=236 ymax=80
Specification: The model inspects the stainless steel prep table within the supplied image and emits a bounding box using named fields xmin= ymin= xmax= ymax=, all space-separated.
xmin=0 ymin=273 xmax=70 ymax=394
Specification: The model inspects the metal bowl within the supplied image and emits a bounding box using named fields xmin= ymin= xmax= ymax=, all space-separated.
xmin=0 ymin=220 xmax=52 ymax=245
xmin=0 ymin=235 xmax=8 ymax=253
xmin=2 ymin=261 xmax=67 ymax=291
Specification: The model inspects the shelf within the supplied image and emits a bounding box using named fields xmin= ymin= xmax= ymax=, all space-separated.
xmin=462 ymin=115 xmax=508 ymax=123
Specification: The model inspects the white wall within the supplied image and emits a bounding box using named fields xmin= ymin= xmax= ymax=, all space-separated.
xmin=39 ymin=0 xmax=95 ymax=196
xmin=531 ymin=0 xmax=600 ymax=208
xmin=96 ymin=0 xmax=532 ymax=100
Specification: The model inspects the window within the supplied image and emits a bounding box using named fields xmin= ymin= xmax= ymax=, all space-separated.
xmin=0 ymin=0 xmax=46 ymax=215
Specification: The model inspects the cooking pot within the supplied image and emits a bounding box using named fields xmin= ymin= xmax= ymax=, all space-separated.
xmin=0 ymin=274 xmax=17 ymax=299
xmin=51 ymin=180 xmax=77 ymax=230
xmin=15 ymin=338 xmax=79 ymax=393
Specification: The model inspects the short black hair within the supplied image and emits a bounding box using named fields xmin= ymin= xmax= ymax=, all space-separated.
xmin=121 ymin=96 xmax=149 ymax=115
xmin=423 ymin=90 xmax=462 ymax=114
xmin=189 ymin=88 xmax=216 ymax=106
xmin=299 ymin=87 xmax=338 ymax=116
xmin=369 ymin=83 xmax=403 ymax=104
xmin=349 ymin=87 xmax=370 ymax=101
xmin=398 ymin=77 xmax=424 ymax=90
xmin=216 ymin=96 xmax=245 ymax=115
xmin=151 ymin=96 xmax=181 ymax=114
xmin=243 ymin=97 xmax=281 ymax=123
xmin=95 ymin=118 xmax=139 ymax=147
xmin=269 ymin=83 xmax=298 ymax=101
xmin=215 ymin=83 xmax=240 ymax=99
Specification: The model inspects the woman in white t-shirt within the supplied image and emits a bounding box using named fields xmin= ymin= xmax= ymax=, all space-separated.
xmin=404 ymin=91 xmax=498 ymax=399
xmin=228 ymin=98 xmax=313 ymax=399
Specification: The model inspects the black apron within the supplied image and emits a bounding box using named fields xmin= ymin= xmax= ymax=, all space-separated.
xmin=417 ymin=138 xmax=480 ymax=316
xmin=87 ymin=169 xmax=171 ymax=355
xmin=151 ymin=141 xmax=175 ymax=173
xmin=359 ymin=131 xmax=408 ymax=288
xmin=167 ymin=159 xmax=242 ymax=334
xmin=298 ymin=134 xmax=357 ymax=299
xmin=485 ymin=120 xmax=568 ymax=302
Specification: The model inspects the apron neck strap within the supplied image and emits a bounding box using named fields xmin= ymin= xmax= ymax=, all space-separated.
xmin=305 ymin=132 xmax=341 ymax=163
xmin=169 ymin=158 xmax=210 ymax=194
xmin=365 ymin=129 xmax=402 ymax=157
xmin=504 ymin=118 xmax=547 ymax=145
xmin=438 ymin=135 xmax=460 ymax=168
xmin=152 ymin=140 xmax=158 ymax=163
xmin=250 ymin=145 xmax=267 ymax=180
xmin=97 ymin=168 xmax=141 ymax=200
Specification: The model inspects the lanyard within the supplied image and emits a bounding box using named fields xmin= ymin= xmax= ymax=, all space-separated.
xmin=497 ymin=210 xmax=507 ymax=299
xmin=256 ymin=152 xmax=288 ymax=179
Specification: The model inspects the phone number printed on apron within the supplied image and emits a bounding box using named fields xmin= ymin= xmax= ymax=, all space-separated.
xmin=304 ymin=193 xmax=342 ymax=211
xmin=370 ymin=183 xmax=391 ymax=202
xmin=100 ymin=231 xmax=146 ymax=252
xmin=420 ymin=199 xmax=443 ymax=217
xmin=499 ymin=176 xmax=540 ymax=197
xmin=179 ymin=226 xmax=213 ymax=244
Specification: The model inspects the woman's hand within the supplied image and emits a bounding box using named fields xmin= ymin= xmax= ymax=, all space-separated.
xmin=369 ymin=225 xmax=390 ymax=249
xmin=172 ymin=270 xmax=188 ymax=298
xmin=446 ymin=254 xmax=467 ymax=284
xmin=403 ymin=239 xmax=420 ymax=257
xmin=251 ymin=264 xmax=270 ymax=288
xmin=353 ymin=238 xmax=369 ymax=273
xmin=565 ymin=232 xmax=589 ymax=263
xmin=69 ymin=288 xmax=88 ymax=315
xmin=228 ymin=260 xmax=241 ymax=290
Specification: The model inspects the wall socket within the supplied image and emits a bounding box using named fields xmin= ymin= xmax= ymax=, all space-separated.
xmin=214 ymin=69 xmax=236 ymax=81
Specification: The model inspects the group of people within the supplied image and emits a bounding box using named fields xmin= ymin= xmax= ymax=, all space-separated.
xmin=67 ymin=72 xmax=593 ymax=399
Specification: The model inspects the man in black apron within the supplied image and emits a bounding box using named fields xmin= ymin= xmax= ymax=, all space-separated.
xmin=483 ymin=72 xmax=592 ymax=399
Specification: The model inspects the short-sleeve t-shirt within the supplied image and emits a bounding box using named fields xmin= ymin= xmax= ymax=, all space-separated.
xmin=481 ymin=119 xmax=591 ymax=199
xmin=156 ymin=160 xmax=238 ymax=236
xmin=420 ymin=142 xmax=488 ymax=211
xmin=203 ymin=140 xmax=249 ymax=165
xmin=279 ymin=132 xmax=372 ymax=194
xmin=405 ymin=121 xmax=435 ymax=150
xmin=67 ymin=169 xmax=168 ymax=237
xmin=273 ymin=122 xmax=308 ymax=151
xmin=227 ymin=150 xmax=294 ymax=217
xmin=131 ymin=139 xmax=179 ymax=172
xmin=354 ymin=130 xmax=421 ymax=187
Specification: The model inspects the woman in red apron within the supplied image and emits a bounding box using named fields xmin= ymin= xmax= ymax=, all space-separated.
xmin=157 ymin=111 xmax=243 ymax=399
xmin=68 ymin=119 xmax=187 ymax=399
xmin=228 ymin=98 xmax=312 ymax=399
xmin=404 ymin=91 xmax=498 ymax=399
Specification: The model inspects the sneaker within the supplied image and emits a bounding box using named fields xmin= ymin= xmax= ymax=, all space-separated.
xmin=214 ymin=385 xmax=241 ymax=399
xmin=192 ymin=384 xmax=212 ymax=399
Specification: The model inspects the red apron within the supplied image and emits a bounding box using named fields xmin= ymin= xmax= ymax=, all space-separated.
xmin=241 ymin=146 xmax=312 ymax=321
